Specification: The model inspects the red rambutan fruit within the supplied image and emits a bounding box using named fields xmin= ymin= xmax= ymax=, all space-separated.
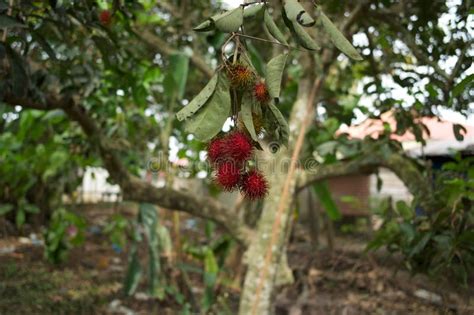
xmin=207 ymin=137 xmax=226 ymax=164
xmin=228 ymin=64 xmax=255 ymax=88
xmin=224 ymin=131 xmax=253 ymax=163
xmin=253 ymin=81 xmax=270 ymax=104
xmin=99 ymin=10 xmax=112 ymax=26
xmin=216 ymin=161 xmax=241 ymax=191
xmin=240 ymin=169 xmax=268 ymax=200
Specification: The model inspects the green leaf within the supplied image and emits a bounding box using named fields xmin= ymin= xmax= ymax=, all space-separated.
xmin=283 ymin=11 xmax=319 ymax=51
xmin=243 ymin=3 xmax=264 ymax=18
xmin=193 ymin=19 xmax=214 ymax=32
xmin=211 ymin=7 xmax=243 ymax=33
xmin=0 ymin=204 xmax=13 ymax=215
xmin=185 ymin=75 xmax=231 ymax=141
xmin=313 ymin=181 xmax=341 ymax=221
xmin=409 ymin=233 xmax=432 ymax=257
xmin=16 ymin=209 xmax=25 ymax=227
xmin=453 ymin=74 xmax=474 ymax=97
xmin=283 ymin=0 xmax=315 ymax=26
xmin=202 ymin=248 xmax=219 ymax=311
xmin=124 ymin=244 xmax=142 ymax=295
xmin=30 ymin=30 xmax=57 ymax=60
xmin=268 ymin=103 xmax=290 ymax=146
xmin=5 ymin=44 xmax=28 ymax=96
xmin=241 ymin=94 xmax=258 ymax=141
xmin=317 ymin=7 xmax=363 ymax=60
xmin=453 ymin=124 xmax=467 ymax=141
xmin=169 ymin=53 xmax=189 ymax=100
xmin=264 ymin=10 xmax=288 ymax=45
xmin=138 ymin=202 xmax=161 ymax=298
xmin=0 ymin=15 xmax=27 ymax=28
xmin=265 ymin=53 xmax=288 ymax=99
xmin=24 ymin=204 xmax=40 ymax=214
xmin=395 ymin=200 xmax=413 ymax=220
xmin=176 ymin=73 xmax=218 ymax=121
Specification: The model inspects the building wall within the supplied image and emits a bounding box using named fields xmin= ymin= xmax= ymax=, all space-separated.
xmin=328 ymin=174 xmax=371 ymax=216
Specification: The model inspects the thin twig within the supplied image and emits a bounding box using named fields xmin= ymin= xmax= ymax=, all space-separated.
xmin=234 ymin=32 xmax=302 ymax=51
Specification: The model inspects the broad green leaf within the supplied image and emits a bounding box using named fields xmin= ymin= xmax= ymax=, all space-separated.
xmin=185 ymin=75 xmax=231 ymax=141
xmin=409 ymin=232 xmax=432 ymax=257
xmin=283 ymin=0 xmax=315 ymax=26
xmin=453 ymin=74 xmax=473 ymax=97
xmin=265 ymin=53 xmax=288 ymax=99
xmin=211 ymin=7 xmax=243 ymax=33
xmin=16 ymin=209 xmax=25 ymax=227
xmin=264 ymin=10 xmax=288 ymax=45
xmin=193 ymin=19 xmax=214 ymax=32
xmin=317 ymin=7 xmax=363 ymax=60
xmin=268 ymin=103 xmax=290 ymax=145
xmin=124 ymin=244 xmax=142 ymax=295
xmin=167 ymin=53 xmax=189 ymax=100
xmin=283 ymin=11 xmax=319 ymax=51
xmin=395 ymin=200 xmax=413 ymax=220
xmin=241 ymin=94 xmax=258 ymax=141
xmin=30 ymin=30 xmax=57 ymax=60
xmin=202 ymin=248 xmax=219 ymax=311
xmin=24 ymin=204 xmax=40 ymax=214
xmin=0 ymin=15 xmax=27 ymax=28
xmin=176 ymin=73 xmax=218 ymax=121
xmin=313 ymin=181 xmax=341 ymax=221
xmin=6 ymin=45 xmax=28 ymax=96
xmin=243 ymin=3 xmax=264 ymax=18
xmin=138 ymin=202 xmax=161 ymax=298
xmin=246 ymin=42 xmax=265 ymax=76
xmin=0 ymin=204 xmax=13 ymax=215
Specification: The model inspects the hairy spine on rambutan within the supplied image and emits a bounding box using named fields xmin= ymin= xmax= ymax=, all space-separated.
xmin=227 ymin=64 xmax=255 ymax=88
xmin=240 ymin=169 xmax=268 ymax=200
xmin=224 ymin=131 xmax=253 ymax=163
xmin=216 ymin=161 xmax=241 ymax=191
xmin=253 ymin=81 xmax=270 ymax=104
xmin=207 ymin=137 xmax=226 ymax=164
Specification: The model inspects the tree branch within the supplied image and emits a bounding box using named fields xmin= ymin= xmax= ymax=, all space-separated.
xmin=134 ymin=29 xmax=214 ymax=79
xmin=3 ymin=92 xmax=251 ymax=244
xmin=296 ymin=152 xmax=437 ymax=211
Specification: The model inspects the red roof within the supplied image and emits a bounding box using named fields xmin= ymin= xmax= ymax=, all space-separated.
xmin=339 ymin=111 xmax=474 ymax=142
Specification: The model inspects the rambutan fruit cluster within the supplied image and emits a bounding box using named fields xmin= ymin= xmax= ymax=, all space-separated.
xmin=207 ymin=130 xmax=268 ymax=200
xmin=99 ymin=10 xmax=112 ymax=26
xmin=253 ymin=81 xmax=270 ymax=104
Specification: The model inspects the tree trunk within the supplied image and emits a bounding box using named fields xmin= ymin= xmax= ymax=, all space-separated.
xmin=238 ymin=76 xmax=312 ymax=315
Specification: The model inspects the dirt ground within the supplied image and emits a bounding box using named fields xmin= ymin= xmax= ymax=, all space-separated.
xmin=0 ymin=205 xmax=473 ymax=315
